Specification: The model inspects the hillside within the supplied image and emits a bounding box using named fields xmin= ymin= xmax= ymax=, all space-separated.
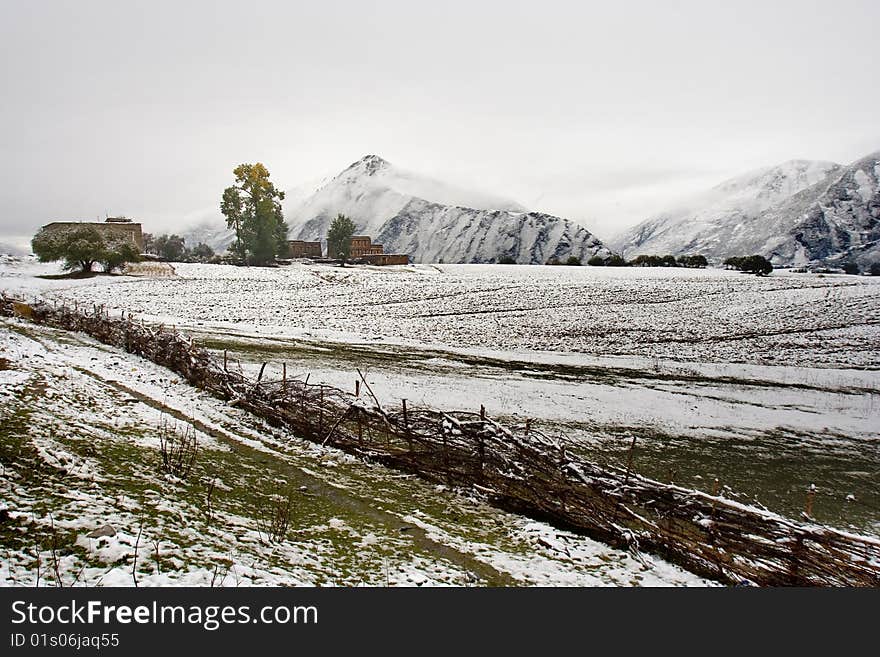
xmin=612 ymin=152 xmax=880 ymax=267
xmin=610 ymin=160 xmax=841 ymax=260
xmin=287 ymin=155 xmax=611 ymax=264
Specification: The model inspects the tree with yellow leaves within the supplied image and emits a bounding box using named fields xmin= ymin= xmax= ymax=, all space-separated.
xmin=221 ymin=163 xmax=288 ymax=265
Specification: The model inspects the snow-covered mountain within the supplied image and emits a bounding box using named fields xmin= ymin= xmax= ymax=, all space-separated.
xmin=611 ymin=153 xmax=880 ymax=267
xmin=756 ymin=152 xmax=880 ymax=266
xmin=178 ymin=220 xmax=235 ymax=254
xmin=0 ymin=236 xmax=32 ymax=256
xmin=286 ymin=155 xmax=611 ymax=264
xmin=610 ymin=160 xmax=841 ymax=260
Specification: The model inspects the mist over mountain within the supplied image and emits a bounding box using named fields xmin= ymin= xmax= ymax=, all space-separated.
xmin=611 ymin=152 xmax=880 ymax=267
xmin=286 ymin=155 xmax=610 ymax=264
xmin=610 ymin=160 xmax=841 ymax=259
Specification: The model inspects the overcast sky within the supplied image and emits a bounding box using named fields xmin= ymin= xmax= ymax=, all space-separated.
xmin=1 ymin=0 xmax=878 ymax=243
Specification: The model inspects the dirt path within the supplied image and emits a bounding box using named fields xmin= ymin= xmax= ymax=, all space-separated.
xmin=20 ymin=324 xmax=517 ymax=586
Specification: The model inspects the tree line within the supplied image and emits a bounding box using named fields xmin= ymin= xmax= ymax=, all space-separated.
xmin=143 ymin=234 xmax=215 ymax=263
xmin=523 ymin=253 xmax=711 ymax=268
xmin=722 ymin=255 xmax=773 ymax=276
xmin=497 ymin=252 xmax=784 ymax=275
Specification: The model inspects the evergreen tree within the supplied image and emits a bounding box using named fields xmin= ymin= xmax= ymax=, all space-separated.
xmin=326 ymin=214 xmax=356 ymax=260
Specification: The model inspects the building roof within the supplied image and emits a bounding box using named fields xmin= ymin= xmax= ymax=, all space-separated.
xmin=45 ymin=220 xmax=141 ymax=227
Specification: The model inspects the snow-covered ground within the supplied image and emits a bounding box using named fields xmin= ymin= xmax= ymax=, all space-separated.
xmin=0 ymin=319 xmax=707 ymax=587
xmin=18 ymin=260 xmax=877 ymax=368
xmin=1 ymin=257 xmax=878 ymax=587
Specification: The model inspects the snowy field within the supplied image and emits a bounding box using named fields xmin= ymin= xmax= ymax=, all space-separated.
xmin=15 ymin=260 xmax=878 ymax=368
xmin=0 ymin=319 xmax=706 ymax=587
xmin=1 ymin=257 xmax=879 ymax=587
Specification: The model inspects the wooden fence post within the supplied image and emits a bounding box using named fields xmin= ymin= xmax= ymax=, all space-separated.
xmin=319 ymin=387 xmax=324 ymax=434
xmin=478 ymin=405 xmax=487 ymax=477
xmin=711 ymin=477 xmax=720 ymax=519
xmin=624 ymin=435 xmax=637 ymax=485
xmin=442 ymin=423 xmax=452 ymax=486
xmin=805 ymin=484 xmax=816 ymax=518
xmin=355 ymin=380 xmax=360 ymax=397
xmin=477 ymin=430 xmax=485 ymax=481
xmin=282 ymin=362 xmax=287 ymax=392
xmin=402 ymin=399 xmax=412 ymax=452
xmin=223 ymin=350 xmax=228 ymax=372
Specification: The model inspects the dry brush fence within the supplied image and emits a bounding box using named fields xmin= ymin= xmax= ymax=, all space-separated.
xmin=3 ymin=293 xmax=879 ymax=586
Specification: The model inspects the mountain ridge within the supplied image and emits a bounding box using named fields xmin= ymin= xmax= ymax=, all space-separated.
xmin=286 ymin=154 xmax=610 ymax=264
xmin=611 ymin=151 xmax=879 ymax=266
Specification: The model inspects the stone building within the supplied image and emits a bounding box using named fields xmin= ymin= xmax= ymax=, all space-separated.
xmin=349 ymin=236 xmax=385 ymax=258
xmin=361 ymin=253 xmax=409 ymax=265
xmin=340 ymin=235 xmax=408 ymax=265
xmin=286 ymin=240 xmax=322 ymax=258
xmin=40 ymin=217 xmax=145 ymax=251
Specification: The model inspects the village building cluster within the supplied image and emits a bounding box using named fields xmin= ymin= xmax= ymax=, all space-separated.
xmin=287 ymin=234 xmax=408 ymax=264
xmin=39 ymin=218 xmax=408 ymax=266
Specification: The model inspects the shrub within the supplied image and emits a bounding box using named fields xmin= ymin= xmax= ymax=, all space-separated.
xmin=565 ymin=256 xmax=582 ymax=266
xmin=101 ymin=238 xmax=141 ymax=273
xmin=605 ymin=254 xmax=628 ymax=267
xmin=188 ymin=242 xmax=215 ymax=263
xmin=257 ymin=489 xmax=295 ymax=543
xmin=587 ymin=255 xmax=605 ymax=266
xmin=497 ymin=255 xmax=517 ymax=264
xmin=150 ymin=234 xmax=187 ymax=261
xmin=630 ymin=254 xmax=662 ymax=267
xmin=843 ymin=262 xmax=860 ymax=275
xmin=158 ymin=421 xmax=198 ymax=480
xmin=870 ymin=263 xmax=880 ymax=276
xmin=724 ymin=255 xmax=773 ymax=276
xmin=678 ymin=254 xmax=708 ymax=268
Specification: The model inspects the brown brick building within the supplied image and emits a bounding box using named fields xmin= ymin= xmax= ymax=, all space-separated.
xmin=361 ymin=253 xmax=409 ymax=265
xmin=286 ymin=240 xmax=322 ymax=258
xmin=350 ymin=236 xmax=385 ymax=258
xmin=342 ymin=235 xmax=408 ymax=265
xmin=40 ymin=218 xmax=145 ymax=251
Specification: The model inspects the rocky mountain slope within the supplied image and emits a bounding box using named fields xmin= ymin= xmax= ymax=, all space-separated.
xmin=286 ymin=155 xmax=610 ymax=264
xmin=757 ymin=152 xmax=880 ymax=266
xmin=610 ymin=160 xmax=841 ymax=260
xmin=611 ymin=152 xmax=880 ymax=267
